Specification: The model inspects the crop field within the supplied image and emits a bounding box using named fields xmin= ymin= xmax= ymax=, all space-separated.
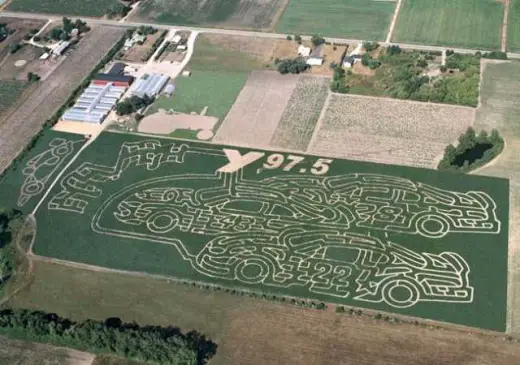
xmin=6 ymin=0 xmax=119 ymax=16
xmin=0 ymin=130 xmax=85 ymax=214
xmin=0 ymin=81 xmax=26 ymax=121
xmin=276 ymin=0 xmax=396 ymax=40
xmin=309 ymin=94 xmax=474 ymax=168
xmin=25 ymin=130 xmax=509 ymax=331
xmin=0 ymin=26 xmax=124 ymax=173
xmin=270 ymin=75 xmax=329 ymax=151
xmin=392 ymin=0 xmax=503 ymax=49
xmin=508 ymin=0 xmax=520 ymax=52
xmin=0 ymin=336 xmax=94 ymax=365
xmin=134 ymin=0 xmax=289 ymax=30
xmin=214 ymin=70 xmax=299 ymax=147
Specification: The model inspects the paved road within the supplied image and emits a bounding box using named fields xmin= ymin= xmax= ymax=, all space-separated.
xmin=2 ymin=10 xmax=520 ymax=59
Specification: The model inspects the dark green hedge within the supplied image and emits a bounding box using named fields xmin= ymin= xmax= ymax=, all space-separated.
xmin=438 ymin=127 xmax=504 ymax=173
xmin=0 ymin=308 xmax=216 ymax=365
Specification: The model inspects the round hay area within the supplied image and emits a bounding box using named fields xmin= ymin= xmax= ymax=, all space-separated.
xmin=14 ymin=60 xmax=27 ymax=67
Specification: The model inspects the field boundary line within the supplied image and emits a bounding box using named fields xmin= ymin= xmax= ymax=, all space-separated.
xmin=385 ymin=0 xmax=403 ymax=43
xmin=306 ymin=91 xmax=331 ymax=153
xmin=502 ymin=0 xmax=510 ymax=52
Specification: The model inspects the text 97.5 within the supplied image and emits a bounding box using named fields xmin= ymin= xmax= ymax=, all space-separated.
xmin=262 ymin=154 xmax=333 ymax=175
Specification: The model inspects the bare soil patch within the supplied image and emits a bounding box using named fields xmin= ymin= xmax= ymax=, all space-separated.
xmin=309 ymin=93 xmax=475 ymax=168
xmin=138 ymin=109 xmax=218 ymax=138
xmin=0 ymin=44 xmax=56 ymax=81
xmin=214 ymin=70 xmax=299 ymax=146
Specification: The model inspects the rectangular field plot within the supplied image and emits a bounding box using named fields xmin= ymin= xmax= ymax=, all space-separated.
xmin=29 ymin=131 xmax=510 ymax=331
xmin=309 ymin=94 xmax=474 ymax=169
xmin=214 ymin=71 xmax=299 ymax=146
xmin=0 ymin=80 xmax=26 ymax=120
xmin=270 ymin=75 xmax=329 ymax=151
xmin=392 ymin=0 xmax=503 ymax=49
xmin=133 ymin=0 xmax=288 ymax=30
xmin=276 ymin=0 xmax=396 ymax=40
xmin=6 ymin=0 xmax=118 ymax=16
xmin=507 ymin=0 xmax=520 ymax=52
xmin=0 ymin=130 xmax=85 ymax=214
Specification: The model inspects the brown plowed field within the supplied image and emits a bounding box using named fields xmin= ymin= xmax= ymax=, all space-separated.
xmin=214 ymin=70 xmax=299 ymax=146
xmin=309 ymin=93 xmax=475 ymax=168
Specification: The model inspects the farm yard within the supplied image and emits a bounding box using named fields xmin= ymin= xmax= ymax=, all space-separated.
xmin=6 ymin=0 xmax=120 ymax=17
xmin=309 ymin=94 xmax=474 ymax=168
xmin=18 ymin=130 xmax=508 ymax=331
xmin=214 ymin=71 xmax=299 ymax=146
xmin=0 ymin=26 xmax=125 ymax=173
xmin=392 ymin=0 xmax=503 ymax=49
xmin=270 ymin=75 xmax=329 ymax=151
xmin=133 ymin=0 xmax=289 ymax=30
xmin=276 ymin=0 xmax=396 ymax=40
xmin=0 ymin=18 xmax=46 ymax=60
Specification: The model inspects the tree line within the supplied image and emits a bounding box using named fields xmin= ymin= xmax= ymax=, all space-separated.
xmin=0 ymin=308 xmax=217 ymax=365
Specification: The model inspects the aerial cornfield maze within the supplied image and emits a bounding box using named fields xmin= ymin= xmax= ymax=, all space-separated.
xmin=24 ymin=131 xmax=510 ymax=331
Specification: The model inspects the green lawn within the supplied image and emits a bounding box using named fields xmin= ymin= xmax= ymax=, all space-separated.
xmin=276 ymin=0 xmax=396 ymax=40
xmin=24 ymin=131 xmax=510 ymax=331
xmin=0 ymin=81 xmax=26 ymax=118
xmin=392 ymin=0 xmax=503 ymax=49
xmin=507 ymin=0 xmax=520 ymax=52
xmin=0 ymin=130 xmax=85 ymax=214
xmin=6 ymin=0 xmax=118 ymax=16
xmin=148 ymin=71 xmax=248 ymax=121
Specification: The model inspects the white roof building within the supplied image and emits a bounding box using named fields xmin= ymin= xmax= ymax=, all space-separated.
xmin=52 ymin=41 xmax=70 ymax=57
xmin=306 ymin=57 xmax=324 ymax=66
xmin=131 ymin=73 xmax=169 ymax=98
xmin=62 ymin=82 xmax=126 ymax=124
xmin=171 ymin=35 xmax=182 ymax=44
xmin=177 ymin=44 xmax=187 ymax=51
xmin=298 ymin=45 xmax=311 ymax=57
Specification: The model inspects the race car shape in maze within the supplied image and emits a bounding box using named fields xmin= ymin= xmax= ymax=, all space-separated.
xmin=18 ymin=138 xmax=82 ymax=207
xmin=89 ymin=172 xmax=487 ymax=307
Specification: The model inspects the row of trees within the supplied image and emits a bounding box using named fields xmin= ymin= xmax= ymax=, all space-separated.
xmin=116 ymin=95 xmax=155 ymax=115
xmin=330 ymin=66 xmax=349 ymax=93
xmin=0 ymin=209 xmax=22 ymax=289
xmin=276 ymin=57 xmax=309 ymax=74
xmin=438 ymin=127 xmax=504 ymax=172
xmin=0 ymin=309 xmax=216 ymax=365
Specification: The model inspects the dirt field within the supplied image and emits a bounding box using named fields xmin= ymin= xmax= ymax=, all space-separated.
xmin=133 ymin=0 xmax=289 ymax=31
xmin=270 ymin=75 xmax=330 ymax=151
xmin=473 ymin=60 xmax=520 ymax=334
xmin=120 ymin=31 xmax=163 ymax=63
xmin=0 ymin=17 xmax=45 ymax=60
xmin=0 ymin=43 xmax=57 ymax=81
xmin=138 ymin=109 xmax=218 ymax=139
xmin=308 ymin=94 xmax=475 ymax=168
xmin=0 ymin=26 xmax=125 ymax=173
xmin=6 ymin=258 xmax=520 ymax=365
xmin=0 ymin=336 xmax=94 ymax=365
xmin=214 ymin=70 xmax=299 ymax=146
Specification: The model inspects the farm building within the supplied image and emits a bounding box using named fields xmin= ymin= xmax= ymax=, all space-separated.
xmin=93 ymin=73 xmax=134 ymax=87
xmin=343 ymin=54 xmax=362 ymax=68
xmin=62 ymin=82 xmax=126 ymax=124
xmin=107 ymin=62 xmax=126 ymax=75
xmin=177 ymin=45 xmax=187 ymax=51
xmin=171 ymin=34 xmax=182 ymax=44
xmin=52 ymin=40 xmax=70 ymax=57
xmin=298 ymin=45 xmax=311 ymax=57
xmin=306 ymin=57 xmax=324 ymax=66
xmin=124 ymin=33 xmax=146 ymax=49
xmin=131 ymin=73 xmax=169 ymax=98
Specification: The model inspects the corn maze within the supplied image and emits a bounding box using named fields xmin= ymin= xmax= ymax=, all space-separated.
xmin=31 ymin=132 xmax=509 ymax=331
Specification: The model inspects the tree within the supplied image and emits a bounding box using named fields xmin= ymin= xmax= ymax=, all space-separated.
xmin=7 ymin=43 xmax=21 ymax=54
xmin=286 ymin=35 xmax=292 ymax=41
xmin=294 ymin=35 xmax=302 ymax=44
xmin=62 ymin=17 xmax=73 ymax=33
xmin=27 ymin=72 xmax=41 ymax=82
xmin=363 ymin=41 xmax=379 ymax=52
xmin=311 ymin=34 xmax=325 ymax=47
xmin=386 ymin=45 xmax=402 ymax=56
xmin=49 ymin=27 xmax=63 ymax=40
xmin=277 ymin=57 xmax=308 ymax=74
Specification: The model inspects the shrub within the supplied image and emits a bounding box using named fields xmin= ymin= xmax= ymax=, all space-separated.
xmin=363 ymin=41 xmax=379 ymax=52
xmin=286 ymin=35 xmax=292 ymax=41
xmin=277 ymin=57 xmax=309 ymax=74
xmin=483 ymin=51 xmax=507 ymax=60
xmin=33 ymin=36 xmax=41 ymax=42
xmin=27 ymin=72 xmax=41 ymax=83
xmin=311 ymin=34 xmax=325 ymax=46
xmin=335 ymin=306 xmax=345 ymax=313
xmin=8 ymin=43 xmax=22 ymax=54
xmin=294 ymin=35 xmax=302 ymax=44
xmin=386 ymin=45 xmax=401 ymax=56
